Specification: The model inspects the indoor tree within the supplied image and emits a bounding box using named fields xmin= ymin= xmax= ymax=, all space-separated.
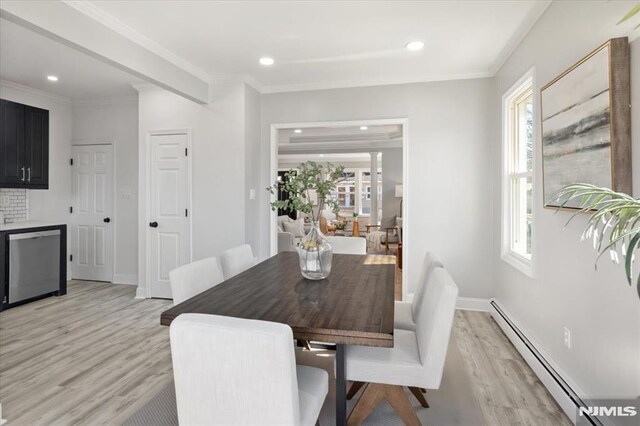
xmin=267 ymin=161 xmax=345 ymax=224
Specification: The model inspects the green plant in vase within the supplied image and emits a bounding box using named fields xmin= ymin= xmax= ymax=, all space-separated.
xmin=267 ymin=161 xmax=344 ymax=279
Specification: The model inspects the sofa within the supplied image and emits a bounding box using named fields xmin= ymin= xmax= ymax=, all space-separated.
xmin=277 ymin=215 xmax=307 ymax=252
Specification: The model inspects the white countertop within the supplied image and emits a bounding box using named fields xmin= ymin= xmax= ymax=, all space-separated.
xmin=0 ymin=221 xmax=66 ymax=231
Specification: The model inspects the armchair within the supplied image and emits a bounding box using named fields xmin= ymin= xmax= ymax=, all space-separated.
xmin=366 ymin=224 xmax=400 ymax=254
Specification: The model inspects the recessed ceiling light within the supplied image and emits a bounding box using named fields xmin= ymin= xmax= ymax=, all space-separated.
xmin=405 ymin=41 xmax=424 ymax=51
xmin=360 ymin=126 xmax=368 ymax=130
xmin=47 ymin=75 xmax=58 ymax=82
xmin=319 ymin=154 xmax=324 ymax=157
xmin=294 ymin=129 xmax=302 ymax=133
xmin=259 ymin=57 xmax=275 ymax=66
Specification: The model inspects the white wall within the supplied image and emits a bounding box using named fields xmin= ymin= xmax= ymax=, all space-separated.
xmin=380 ymin=148 xmax=402 ymax=220
xmin=72 ymin=97 xmax=139 ymax=283
xmin=491 ymin=1 xmax=640 ymax=401
xmin=244 ymin=84 xmax=262 ymax=257
xmin=260 ymin=79 xmax=494 ymax=298
xmin=0 ymin=82 xmax=73 ymax=276
xmin=136 ymin=81 xmax=246 ymax=296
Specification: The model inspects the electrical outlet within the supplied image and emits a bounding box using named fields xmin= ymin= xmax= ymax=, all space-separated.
xmin=249 ymin=189 xmax=256 ymax=200
xmin=563 ymin=326 xmax=571 ymax=349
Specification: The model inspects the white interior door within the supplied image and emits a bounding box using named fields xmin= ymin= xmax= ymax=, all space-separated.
xmin=71 ymin=144 xmax=114 ymax=282
xmin=149 ymin=133 xmax=190 ymax=299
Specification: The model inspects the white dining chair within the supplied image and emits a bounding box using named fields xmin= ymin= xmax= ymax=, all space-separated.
xmin=169 ymin=257 xmax=224 ymax=305
xmin=220 ymin=244 xmax=257 ymax=279
xmin=394 ymin=251 xmax=444 ymax=331
xmin=343 ymin=268 xmax=458 ymax=425
xmin=326 ymin=236 xmax=367 ymax=255
xmin=170 ymin=313 xmax=329 ymax=426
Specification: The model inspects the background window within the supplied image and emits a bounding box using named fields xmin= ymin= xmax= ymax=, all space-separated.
xmin=503 ymin=71 xmax=534 ymax=275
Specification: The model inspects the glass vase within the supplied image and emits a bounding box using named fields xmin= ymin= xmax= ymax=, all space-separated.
xmin=296 ymin=222 xmax=333 ymax=280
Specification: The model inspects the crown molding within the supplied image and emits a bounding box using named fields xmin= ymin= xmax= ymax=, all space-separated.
xmin=490 ymin=0 xmax=552 ymax=75
xmin=241 ymin=74 xmax=263 ymax=93
xmin=129 ymin=82 xmax=163 ymax=93
xmin=279 ymin=139 xmax=403 ymax=154
xmin=211 ymin=73 xmax=264 ymax=93
xmin=288 ymin=131 xmax=402 ymax=144
xmin=73 ymin=95 xmax=138 ymax=106
xmin=62 ymin=0 xmax=211 ymax=82
xmin=0 ymin=79 xmax=71 ymax=104
xmin=259 ymin=71 xmax=493 ymax=94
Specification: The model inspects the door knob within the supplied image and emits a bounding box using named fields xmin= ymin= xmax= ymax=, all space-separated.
xmin=149 ymin=221 xmax=158 ymax=228
xmin=103 ymin=217 xmax=111 ymax=223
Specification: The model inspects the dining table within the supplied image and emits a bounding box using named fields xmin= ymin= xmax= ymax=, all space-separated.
xmin=160 ymin=251 xmax=396 ymax=426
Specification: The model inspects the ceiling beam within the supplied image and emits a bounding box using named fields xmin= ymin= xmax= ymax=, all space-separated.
xmin=0 ymin=0 xmax=209 ymax=104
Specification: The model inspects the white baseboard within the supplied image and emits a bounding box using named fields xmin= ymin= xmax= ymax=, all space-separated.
xmin=406 ymin=294 xmax=491 ymax=312
xmin=112 ymin=274 xmax=138 ymax=285
xmin=490 ymin=299 xmax=598 ymax=425
xmin=456 ymin=297 xmax=490 ymax=312
xmin=134 ymin=285 xmax=147 ymax=299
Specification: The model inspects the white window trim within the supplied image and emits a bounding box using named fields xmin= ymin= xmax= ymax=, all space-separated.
xmin=501 ymin=67 xmax=536 ymax=278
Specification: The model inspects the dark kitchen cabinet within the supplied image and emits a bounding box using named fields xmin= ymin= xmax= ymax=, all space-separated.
xmin=0 ymin=99 xmax=49 ymax=189
xmin=0 ymin=99 xmax=25 ymax=186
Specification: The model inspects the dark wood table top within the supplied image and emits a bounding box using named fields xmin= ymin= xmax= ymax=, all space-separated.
xmin=160 ymin=252 xmax=396 ymax=347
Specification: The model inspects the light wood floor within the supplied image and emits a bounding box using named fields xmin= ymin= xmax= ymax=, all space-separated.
xmin=0 ymin=281 xmax=569 ymax=425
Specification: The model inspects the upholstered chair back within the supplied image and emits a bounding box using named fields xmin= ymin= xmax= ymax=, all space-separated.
xmin=411 ymin=251 xmax=445 ymax=320
xmin=220 ymin=244 xmax=256 ymax=279
xmin=414 ymin=268 xmax=458 ymax=389
xmin=326 ymin=236 xmax=367 ymax=255
xmin=169 ymin=257 xmax=224 ymax=305
xmin=170 ymin=314 xmax=301 ymax=425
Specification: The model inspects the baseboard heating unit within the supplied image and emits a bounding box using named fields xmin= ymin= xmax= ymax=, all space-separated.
xmin=490 ymin=300 xmax=602 ymax=426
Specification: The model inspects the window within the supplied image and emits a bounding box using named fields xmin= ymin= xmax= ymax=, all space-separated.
xmin=502 ymin=70 xmax=534 ymax=276
xmin=332 ymin=168 xmax=382 ymax=216
xmin=336 ymin=172 xmax=356 ymax=211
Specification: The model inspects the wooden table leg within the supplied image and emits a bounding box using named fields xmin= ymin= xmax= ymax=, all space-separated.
xmin=336 ymin=344 xmax=347 ymax=426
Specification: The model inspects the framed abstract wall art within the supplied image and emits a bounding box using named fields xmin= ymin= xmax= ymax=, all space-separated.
xmin=541 ymin=37 xmax=631 ymax=209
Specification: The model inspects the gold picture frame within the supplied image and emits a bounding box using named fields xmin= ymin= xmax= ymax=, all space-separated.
xmin=541 ymin=37 xmax=631 ymax=210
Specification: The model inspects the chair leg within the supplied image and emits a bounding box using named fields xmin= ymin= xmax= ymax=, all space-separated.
xmin=385 ymin=385 xmax=422 ymax=426
xmin=347 ymin=383 xmax=385 ymax=426
xmin=297 ymin=339 xmax=312 ymax=350
xmin=348 ymin=383 xmax=422 ymax=426
xmin=409 ymin=386 xmax=429 ymax=408
xmin=347 ymin=381 xmax=365 ymax=400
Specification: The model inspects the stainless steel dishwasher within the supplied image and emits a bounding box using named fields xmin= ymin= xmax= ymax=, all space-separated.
xmin=9 ymin=230 xmax=61 ymax=304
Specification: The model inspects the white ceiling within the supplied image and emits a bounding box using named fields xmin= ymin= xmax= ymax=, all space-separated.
xmin=279 ymin=153 xmax=376 ymax=165
xmin=278 ymin=123 xmax=402 ymax=154
xmin=278 ymin=124 xmax=401 ymax=144
xmin=0 ymin=18 xmax=143 ymax=101
xmin=88 ymin=0 xmax=550 ymax=92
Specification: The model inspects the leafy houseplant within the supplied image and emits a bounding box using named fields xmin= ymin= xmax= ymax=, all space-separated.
xmin=618 ymin=3 xmax=640 ymax=30
xmin=267 ymin=161 xmax=345 ymax=280
xmin=551 ymin=183 xmax=640 ymax=299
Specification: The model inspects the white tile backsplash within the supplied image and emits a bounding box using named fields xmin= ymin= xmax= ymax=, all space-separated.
xmin=0 ymin=188 xmax=28 ymax=223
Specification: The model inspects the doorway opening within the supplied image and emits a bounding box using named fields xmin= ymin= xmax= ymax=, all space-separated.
xmin=270 ymin=119 xmax=408 ymax=297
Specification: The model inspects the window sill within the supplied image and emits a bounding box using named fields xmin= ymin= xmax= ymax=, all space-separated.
xmin=501 ymin=250 xmax=533 ymax=278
